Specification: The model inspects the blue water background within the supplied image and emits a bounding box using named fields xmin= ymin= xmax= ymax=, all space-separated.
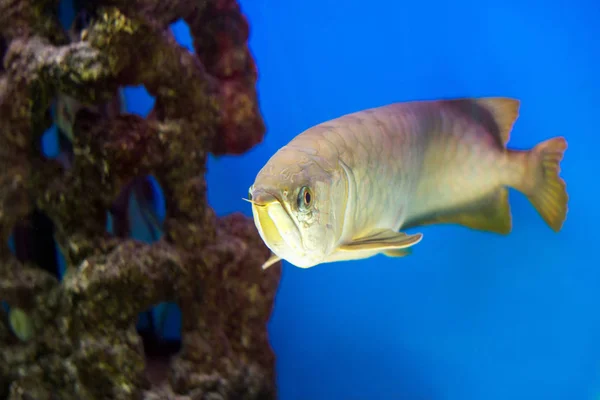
xmin=22 ymin=1 xmax=600 ymax=399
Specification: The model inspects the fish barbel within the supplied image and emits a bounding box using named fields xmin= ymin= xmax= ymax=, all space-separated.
xmin=248 ymin=97 xmax=568 ymax=269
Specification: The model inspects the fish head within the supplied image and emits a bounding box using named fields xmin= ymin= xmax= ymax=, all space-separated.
xmin=249 ymin=146 xmax=348 ymax=268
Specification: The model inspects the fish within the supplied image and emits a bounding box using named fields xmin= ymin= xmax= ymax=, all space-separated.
xmin=248 ymin=97 xmax=568 ymax=269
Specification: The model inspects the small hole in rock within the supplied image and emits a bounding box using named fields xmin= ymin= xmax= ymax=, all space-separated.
xmin=122 ymin=86 xmax=156 ymax=117
xmin=107 ymin=176 xmax=182 ymax=359
xmin=138 ymin=302 xmax=182 ymax=385
xmin=57 ymin=0 xmax=76 ymax=30
xmin=41 ymin=116 xmax=74 ymax=170
xmin=129 ymin=176 xmax=166 ymax=242
xmin=107 ymin=176 xmax=165 ymax=241
xmin=170 ymin=19 xmax=195 ymax=54
xmin=40 ymin=124 xmax=60 ymax=159
xmin=8 ymin=209 xmax=62 ymax=279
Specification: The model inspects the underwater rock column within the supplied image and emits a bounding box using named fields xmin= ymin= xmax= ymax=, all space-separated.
xmin=0 ymin=1 xmax=281 ymax=399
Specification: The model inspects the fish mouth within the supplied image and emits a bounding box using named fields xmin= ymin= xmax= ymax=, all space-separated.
xmin=250 ymin=189 xmax=304 ymax=257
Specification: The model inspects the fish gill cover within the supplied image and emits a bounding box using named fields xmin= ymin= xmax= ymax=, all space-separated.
xmin=0 ymin=0 xmax=281 ymax=399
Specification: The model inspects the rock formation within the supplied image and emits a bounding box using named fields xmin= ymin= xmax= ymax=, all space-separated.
xmin=0 ymin=1 xmax=281 ymax=398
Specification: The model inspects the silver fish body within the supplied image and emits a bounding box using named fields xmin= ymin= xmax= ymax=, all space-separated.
xmin=249 ymin=97 xmax=568 ymax=269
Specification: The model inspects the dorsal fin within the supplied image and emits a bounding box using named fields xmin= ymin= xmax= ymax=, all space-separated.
xmin=475 ymin=98 xmax=520 ymax=145
xmin=442 ymin=97 xmax=520 ymax=147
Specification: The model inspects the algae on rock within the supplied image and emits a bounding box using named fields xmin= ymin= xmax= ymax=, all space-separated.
xmin=0 ymin=1 xmax=280 ymax=399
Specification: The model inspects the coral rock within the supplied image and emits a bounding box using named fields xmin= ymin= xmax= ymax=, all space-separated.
xmin=0 ymin=1 xmax=280 ymax=399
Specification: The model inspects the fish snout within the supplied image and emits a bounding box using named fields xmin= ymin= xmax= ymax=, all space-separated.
xmin=249 ymin=188 xmax=279 ymax=206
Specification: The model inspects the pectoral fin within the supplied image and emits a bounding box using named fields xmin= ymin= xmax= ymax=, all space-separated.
xmin=338 ymin=229 xmax=423 ymax=252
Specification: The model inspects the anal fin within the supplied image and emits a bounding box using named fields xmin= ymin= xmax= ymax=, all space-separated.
xmin=402 ymin=187 xmax=512 ymax=234
xmin=383 ymin=248 xmax=413 ymax=258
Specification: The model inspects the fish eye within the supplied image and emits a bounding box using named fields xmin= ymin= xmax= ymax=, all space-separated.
xmin=297 ymin=186 xmax=313 ymax=211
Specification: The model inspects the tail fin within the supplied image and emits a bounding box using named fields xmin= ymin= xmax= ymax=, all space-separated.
xmin=521 ymin=137 xmax=568 ymax=231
